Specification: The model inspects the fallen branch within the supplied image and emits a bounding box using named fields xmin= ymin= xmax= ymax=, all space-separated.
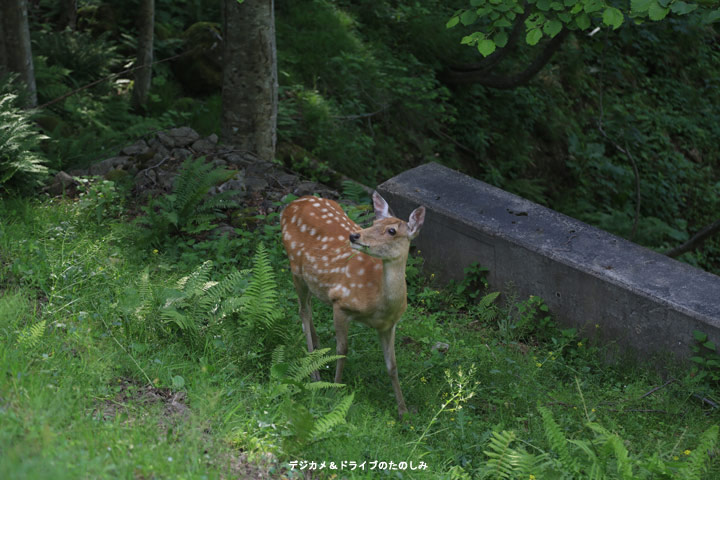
xmin=37 ymin=47 xmax=199 ymax=110
xmin=665 ymin=217 xmax=720 ymax=259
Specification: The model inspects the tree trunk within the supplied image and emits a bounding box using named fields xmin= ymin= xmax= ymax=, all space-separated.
xmin=0 ymin=3 xmax=8 ymax=79
xmin=2 ymin=0 xmax=37 ymax=107
xmin=57 ymin=0 xmax=77 ymax=31
xmin=221 ymin=0 xmax=278 ymax=161
xmin=131 ymin=0 xmax=155 ymax=112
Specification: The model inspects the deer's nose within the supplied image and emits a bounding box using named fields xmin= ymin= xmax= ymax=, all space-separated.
xmin=349 ymin=233 xmax=360 ymax=243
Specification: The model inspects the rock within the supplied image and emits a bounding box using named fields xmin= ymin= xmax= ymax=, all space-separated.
xmin=225 ymin=152 xmax=255 ymax=167
xmin=293 ymin=181 xmax=339 ymax=199
xmin=121 ymin=140 xmax=149 ymax=156
xmin=156 ymin=132 xmax=176 ymax=148
xmin=171 ymin=22 xmax=223 ymax=95
xmin=243 ymin=175 xmax=268 ymax=192
xmin=171 ymin=148 xmax=193 ymax=161
xmin=275 ymin=173 xmax=298 ymax=188
xmin=167 ymin=127 xmax=200 ymax=147
xmin=431 ymin=342 xmax=450 ymax=354
xmin=191 ymin=135 xmax=218 ymax=153
xmin=210 ymin=159 xmax=228 ymax=168
xmin=89 ymin=156 xmax=133 ymax=177
xmin=44 ymin=171 xmax=79 ymax=196
xmin=294 ymin=181 xmax=324 ymax=197
xmin=213 ymin=224 xmax=238 ymax=238
xmin=215 ymin=178 xmax=247 ymax=197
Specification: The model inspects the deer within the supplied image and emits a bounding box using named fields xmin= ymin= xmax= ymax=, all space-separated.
xmin=280 ymin=191 xmax=426 ymax=418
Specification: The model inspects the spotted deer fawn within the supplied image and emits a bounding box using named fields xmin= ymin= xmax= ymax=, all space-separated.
xmin=281 ymin=192 xmax=425 ymax=417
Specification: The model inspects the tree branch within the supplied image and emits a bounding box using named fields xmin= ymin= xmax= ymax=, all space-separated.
xmin=441 ymin=29 xmax=569 ymax=89
xmin=448 ymin=3 xmax=531 ymax=74
xmin=665 ymin=217 xmax=720 ymax=259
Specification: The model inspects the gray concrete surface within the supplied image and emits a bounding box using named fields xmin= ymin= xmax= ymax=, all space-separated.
xmin=377 ymin=162 xmax=720 ymax=363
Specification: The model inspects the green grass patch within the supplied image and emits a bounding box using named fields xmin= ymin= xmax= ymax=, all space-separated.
xmin=0 ymin=195 xmax=718 ymax=479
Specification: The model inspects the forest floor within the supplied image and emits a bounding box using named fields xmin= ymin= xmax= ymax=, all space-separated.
xmin=1 ymin=138 xmax=718 ymax=479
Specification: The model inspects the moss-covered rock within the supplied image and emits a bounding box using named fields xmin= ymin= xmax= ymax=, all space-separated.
xmin=171 ymin=22 xmax=223 ymax=96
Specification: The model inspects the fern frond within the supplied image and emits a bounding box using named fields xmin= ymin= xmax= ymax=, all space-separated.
xmin=309 ymin=393 xmax=354 ymax=439
xmin=484 ymin=430 xmax=519 ymax=480
xmin=587 ymin=423 xmax=634 ymax=480
xmin=681 ymin=425 xmax=718 ymax=480
xmin=242 ymin=243 xmax=279 ymax=330
xmin=17 ymin=320 xmax=46 ymax=349
xmin=288 ymin=348 xmax=342 ymax=381
xmin=538 ymin=406 xmax=580 ymax=476
xmin=178 ymin=260 xmax=214 ymax=293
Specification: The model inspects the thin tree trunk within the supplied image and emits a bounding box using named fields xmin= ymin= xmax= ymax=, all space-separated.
xmin=2 ymin=0 xmax=37 ymax=107
xmin=0 ymin=3 xmax=8 ymax=79
xmin=221 ymin=0 xmax=278 ymax=161
xmin=131 ymin=0 xmax=154 ymax=112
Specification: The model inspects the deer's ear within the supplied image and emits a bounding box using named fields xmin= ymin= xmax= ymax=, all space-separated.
xmin=408 ymin=206 xmax=425 ymax=240
xmin=373 ymin=191 xmax=394 ymax=220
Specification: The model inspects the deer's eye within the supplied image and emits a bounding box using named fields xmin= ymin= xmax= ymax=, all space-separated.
xmin=388 ymin=228 xmax=396 ymax=236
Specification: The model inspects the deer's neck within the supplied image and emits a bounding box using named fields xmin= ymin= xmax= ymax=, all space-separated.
xmin=380 ymin=254 xmax=408 ymax=310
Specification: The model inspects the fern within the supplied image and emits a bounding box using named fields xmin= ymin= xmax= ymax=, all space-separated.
xmin=138 ymin=157 xmax=237 ymax=245
xmin=341 ymin=180 xmax=370 ymax=203
xmin=538 ymin=406 xmax=580 ymax=476
xmin=309 ymin=393 xmax=355 ymax=439
xmin=587 ymin=423 xmax=634 ymax=479
xmin=680 ymin=425 xmax=719 ymax=480
xmin=17 ymin=320 xmax=46 ymax=349
xmin=483 ymin=430 xmax=520 ymax=480
xmin=242 ymin=242 xmax=284 ymax=339
xmin=0 ymin=86 xmax=48 ymax=192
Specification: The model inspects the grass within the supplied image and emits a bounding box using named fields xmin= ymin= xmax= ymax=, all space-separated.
xmin=0 ymin=193 xmax=718 ymax=479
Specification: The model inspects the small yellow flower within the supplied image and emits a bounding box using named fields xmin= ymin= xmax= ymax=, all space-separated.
xmin=536 ymin=362 xmax=542 ymax=368
xmin=573 ymin=406 xmax=577 ymax=410
xmin=529 ymin=474 xmax=536 ymax=480
xmin=410 ymin=426 xmax=415 ymax=430
xmin=577 ymin=342 xmax=583 ymax=347
xmin=673 ymin=456 xmax=679 ymax=461
xmin=430 ymin=273 xmax=435 ymax=278
xmin=450 ymin=417 xmax=455 ymax=421
xmin=595 ymin=323 xmax=600 ymax=329
xmin=591 ymin=408 xmax=596 ymax=412
xmin=420 ymin=376 xmax=427 ymax=384
xmin=684 ymin=449 xmax=691 ymax=456
xmin=153 ymin=249 xmax=159 ymax=254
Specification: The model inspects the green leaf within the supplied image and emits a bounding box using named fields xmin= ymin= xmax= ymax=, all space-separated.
xmin=693 ymin=330 xmax=708 ymax=342
xmin=461 ymin=10 xmax=479 ymax=25
xmin=631 ymin=0 xmax=653 ymax=12
xmin=537 ymin=0 xmax=551 ymax=10
xmin=543 ymin=19 xmax=563 ymax=37
xmin=703 ymin=9 xmax=720 ymax=24
xmin=602 ymin=6 xmax=624 ymax=29
xmin=526 ymin=28 xmax=543 ymax=45
xmin=670 ymin=1 xmax=698 ymax=15
xmin=493 ymin=30 xmax=509 ymax=47
xmin=477 ymin=39 xmax=497 ymax=56
xmin=446 ymin=15 xmax=460 ymax=28
xmin=575 ymin=12 xmax=591 ymax=29
xmin=648 ymin=0 xmax=669 ymax=20
xmin=703 ymin=341 xmax=717 ymax=352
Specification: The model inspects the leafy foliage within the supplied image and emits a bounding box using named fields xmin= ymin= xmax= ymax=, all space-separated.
xmin=136 ymin=157 xmax=237 ymax=246
xmin=0 ymin=88 xmax=48 ymax=192
xmin=449 ymin=0 xmax=720 ymax=56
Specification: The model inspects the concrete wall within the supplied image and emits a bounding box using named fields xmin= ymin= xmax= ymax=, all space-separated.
xmin=377 ymin=162 xmax=720 ymax=362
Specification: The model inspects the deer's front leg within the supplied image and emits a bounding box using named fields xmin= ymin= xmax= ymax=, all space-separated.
xmin=333 ymin=304 xmax=349 ymax=383
xmin=293 ymin=275 xmax=320 ymax=381
xmin=378 ymin=324 xmax=409 ymax=418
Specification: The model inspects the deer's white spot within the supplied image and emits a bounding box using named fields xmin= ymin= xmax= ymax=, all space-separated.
xmin=313 ymin=203 xmax=321 ymax=207
xmin=291 ymin=241 xmax=297 ymax=249
xmin=300 ymin=224 xmax=307 ymax=233
xmin=291 ymin=215 xmax=297 ymax=224
xmin=357 ymin=268 xmax=365 ymax=276
xmin=337 ymin=236 xmax=345 ymax=241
